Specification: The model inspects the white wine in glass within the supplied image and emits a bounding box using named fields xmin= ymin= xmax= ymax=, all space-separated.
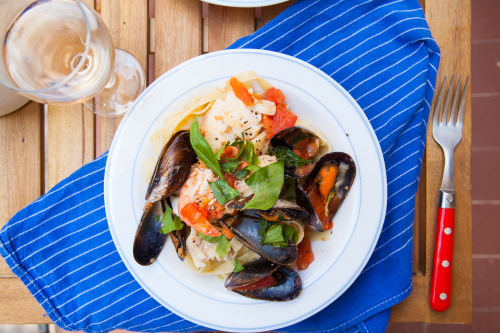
xmin=0 ymin=0 xmax=146 ymax=117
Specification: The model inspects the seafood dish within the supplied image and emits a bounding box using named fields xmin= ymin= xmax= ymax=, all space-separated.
xmin=133 ymin=71 xmax=356 ymax=302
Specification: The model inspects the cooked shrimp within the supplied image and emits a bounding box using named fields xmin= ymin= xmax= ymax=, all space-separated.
xmin=178 ymin=162 xmax=222 ymax=237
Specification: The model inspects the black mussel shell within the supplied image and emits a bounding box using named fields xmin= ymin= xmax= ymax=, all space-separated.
xmin=270 ymin=127 xmax=321 ymax=178
xmin=224 ymin=216 xmax=297 ymax=265
xmin=145 ymin=130 xmax=197 ymax=203
xmin=225 ymin=258 xmax=302 ymax=301
xmin=296 ymin=152 xmax=356 ymax=231
xmin=133 ymin=201 xmax=168 ymax=266
xmin=243 ymin=199 xmax=309 ymax=222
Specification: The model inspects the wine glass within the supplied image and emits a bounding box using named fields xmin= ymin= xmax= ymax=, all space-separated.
xmin=0 ymin=0 xmax=146 ymax=117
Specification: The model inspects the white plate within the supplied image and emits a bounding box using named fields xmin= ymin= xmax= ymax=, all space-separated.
xmin=105 ymin=49 xmax=386 ymax=332
xmin=201 ymin=0 xmax=288 ymax=7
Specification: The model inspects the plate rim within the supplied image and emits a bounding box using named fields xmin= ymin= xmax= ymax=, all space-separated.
xmin=104 ymin=48 xmax=387 ymax=332
xmin=201 ymin=0 xmax=289 ymax=7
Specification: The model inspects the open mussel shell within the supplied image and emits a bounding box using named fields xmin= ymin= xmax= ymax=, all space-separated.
xmin=224 ymin=216 xmax=297 ymax=265
xmin=243 ymin=199 xmax=309 ymax=222
xmin=225 ymin=258 xmax=302 ymax=301
xmin=270 ymin=127 xmax=321 ymax=178
xmin=145 ymin=130 xmax=197 ymax=203
xmin=133 ymin=201 xmax=168 ymax=266
xmin=296 ymin=152 xmax=356 ymax=231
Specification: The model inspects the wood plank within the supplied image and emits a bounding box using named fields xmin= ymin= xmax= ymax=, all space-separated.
xmin=155 ymin=0 xmax=202 ymax=77
xmin=207 ymin=4 xmax=255 ymax=52
xmin=257 ymin=1 xmax=293 ymax=30
xmin=0 ymin=102 xmax=44 ymax=277
xmin=99 ymin=0 xmax=149 ymax=153
xmin=46 ymin=0 xmax=96 ymax=190
xmin=424 ymin=0 xmax=472 ymax=324
xmin=391 ymin=275 xmax=428 ymax=322
xmin=0 ymin=278 xmax=51 ymax=324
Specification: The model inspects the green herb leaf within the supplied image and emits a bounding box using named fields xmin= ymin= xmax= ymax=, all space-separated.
xmin=160 ymin=204 xmax=184 ymax=234
xmin=240 ymin=141 xmax=260 ymax=165
xmin=233 ymin=259 xmax=244 ymax=273
xmin=262 ymin=224 xmax=285 ymax=246
xmin=283 ymin=224 xmax=298 ymax=244
xmin=233 ymin=168 xmax=251 ymax=180
xmin=270 ymin=146 xmax=314 ymax=167
xmin=197 ymin=232 xmax=218 ymax=243
xmin=208 ymin=179 xmax=240 ymax=205
xmin=245 ymin=164 xmax=261 ymax=173
xmin=190 ymin=117 xmax=224 ymax=179
xmin=243 ymin=161 xmax=285 ymax=210
xmin=220 ymin=160 xmax=241 ymax=173
xmin=257 ymin=218 xmax=270 ymax=239
xmin=215 ymin=141 xmax=230 ymax=160
xmin=216 ymin=234 xmax=230 ymax=258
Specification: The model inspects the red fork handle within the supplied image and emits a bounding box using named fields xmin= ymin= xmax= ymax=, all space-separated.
xmin=430 ymin=198 xmax=455 ymax=311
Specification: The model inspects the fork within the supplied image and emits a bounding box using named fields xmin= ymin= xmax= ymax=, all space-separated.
xmin=429 ymin=74 xmax=469 ymax=312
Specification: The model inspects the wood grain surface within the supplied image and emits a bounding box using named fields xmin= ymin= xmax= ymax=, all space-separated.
xmin=0 ymin=0 xmax=472 ymax=325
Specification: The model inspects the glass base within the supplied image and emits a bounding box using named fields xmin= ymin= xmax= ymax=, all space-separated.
xmin=85 ymin=48 xmax=146 ymax=117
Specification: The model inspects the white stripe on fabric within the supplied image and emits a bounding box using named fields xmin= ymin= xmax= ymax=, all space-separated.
xmin=387 ymin=136 xmax=419 ymax=160
xmin=375 ymin=222 xmax=414 ymax=252
xmin=361 ymin=237 xmax=412 ymax=275
xmin=142 ymin=318 xmax=193 ymax=332
xmin=33 ymin=249 xmax=118 ymax=299
xmin=429 ymin=61 xmax=438 ymax=72
xmin=382 ymin=208 xmax=415 ymax=233
xmin=263 ymin=0 xmax=347 ymax=50
xmin=238 ymin=0 xmax=322 ymax=48
xmin=385 ymin=193 xmax=416 ymax=217
xmin=387 ymin=179 xmax=417 ymax=201
xmin=111 ymin=304 xmax=164 ymax=329
xmin=113 ymin=306 xmax=175 ymax=331
xmin=347 ymin=43 xmax=425 ymax=93
xmin=357 ymin=56 xmax=428 ymax=103
xmin=69 ymin=282 xmax=139 ymax=321
xmin=387 ymin=165 xmax=418 ymax=187
xmin=15 ymin=202 xmax=104 ymax=253
xmin=329 ymin=27 xmax=431 ymax=76
xmin=364 ymin=71 xmax=426 ymax=113
xmin=86 ymin=296 xmax=150 ymax=328
xmin=374 ymin=100 xmax=423 ymax=133
xmin=168 ymin=324 xmax=203 ymax=332
xmin=6 ymin=179 xmax=104 ymax=234
xmin=42 ymin=260 xmax=123 ymax=304
xmin=386 ymin=151 xmax=419 ymax=173
xmin=290 ymin=0 xmax=377 ymax=57
xmin=382 ymin=122 xmax=422 ymax=156
xmin=22 ymin=217 xmax=107 ymax=265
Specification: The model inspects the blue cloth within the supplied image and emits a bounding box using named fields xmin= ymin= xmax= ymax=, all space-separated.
xmin=0 ymin=0 xmax=440 ymax=332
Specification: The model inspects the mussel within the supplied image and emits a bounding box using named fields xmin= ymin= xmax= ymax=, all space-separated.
xmin=133 ymin=130 xmax=197 ymax=266
xmin=242 ymin=199 xmax=309 ymax=222
xmin=224 ymin=215 xmax=298 ymax=265
xmin=225 ymin=258 xmax=302 ymax=301
xmin=270 ymin=127 xmax=321 ymax=178
xmin=296 ymin=152 xmax=356 ymax=231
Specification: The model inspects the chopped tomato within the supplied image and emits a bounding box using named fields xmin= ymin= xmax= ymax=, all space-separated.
xmin=293 ymin=138 xmax=319 ymax=160
xmin=296 ymin=237 xmax=315 ymax=270
xmin=239 ymin=161 xmax=249 ymax=169
xmin=262 ymin=114 xmax=274 ymax=139
xmin=252 ymin=93 xmax=263 ymax=100
xmin=230 ymin=77 xmax=254 ymax=106
xmin=223 ymin=172 xmax=237 ymax=189
xmin=271 ymin=105 xmax=298 ymax=137
xmin=233 ymin=275 xmax=276 ymax=291
xmin=220 ymin=145 xmax=239 ymax=159
xmin=264 ymin=87 xmax=285 ymax=104
xmin=179 ymin=202 xmax=220 ymax=237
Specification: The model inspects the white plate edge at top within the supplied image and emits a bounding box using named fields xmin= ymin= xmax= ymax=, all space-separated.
xmin=201 ymin=0 xmax=288 ymax=7
xmin=104 ymin=49 xmax=387 ymax=332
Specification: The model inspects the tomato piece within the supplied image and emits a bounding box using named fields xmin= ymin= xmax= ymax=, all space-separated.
xmin=179 ymin=202 xmax=220 ymax=237
xmin=296 ymin=237 xmax=315 ymax=270
xmin=271 ymin=105 xmax=298 ymax=137
xmin=264 ymin=87 xmax=285 ymax=104
xmin=223 ymin=172 xmax=237 ymax=189
xmin=230 ymin=77 xmax=254 ymax=106
xmin=233 ymin=274 xmax=276 ymax=291
xmin=220 ymin=145 xmax=240 ymax=160
xmin=262 ymin=114 xmax=274 ymax=139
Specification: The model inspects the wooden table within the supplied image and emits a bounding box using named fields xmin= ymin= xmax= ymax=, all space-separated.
xmin=0 ymin=0 xmax=472 ymax=326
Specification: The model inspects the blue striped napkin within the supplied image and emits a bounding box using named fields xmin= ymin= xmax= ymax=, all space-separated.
xmin=0 ymin=0 xmax=439 ymax=332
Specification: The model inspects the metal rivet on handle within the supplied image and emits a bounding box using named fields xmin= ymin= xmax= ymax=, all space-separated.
xmin=444 ymin=227 xmax=452 ymax=235
xmin=440 ymin=293 xmax=448 ymax=300
xmin=442 ymin=260 xmax=450 ymax=267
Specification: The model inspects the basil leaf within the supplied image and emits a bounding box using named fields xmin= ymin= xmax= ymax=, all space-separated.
xmin=240 ymin=141 xmax=260 ymax=165
xmin=190 ymin=117 xmax=224 ymax=179
xmin=208 ymin=179 xmax=240 ymax=205
xmin=216 ymin=234 xmax=230 ymax=258
xmin=197 ymin=232 xmax=218 ymax=243
xmin=262 ymin=224 xmax=285 ymax=246
xmin=233 ymin=168 xmax=251 ymax=180
xmin=233 ymin=259 xmax=244 ymax=273
xmin=220 ymin=160 xmax=241 ymax=173
xmin=270 ymin=146 xmax=314 ymax=167
xmin=160 ymin=204 xmax=184 ymax=234
xmin=283 ymin=224 xmax=298 ymax=244
xmin=215 ymin=141 xmax=230 ymax=160
xmin=245 ymin=164 xmax=260 ymax=173
xmin=243 ymin=161 xmax=284 ymax=210
xmin=257 ymin=218 xmax=270 ymax=238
